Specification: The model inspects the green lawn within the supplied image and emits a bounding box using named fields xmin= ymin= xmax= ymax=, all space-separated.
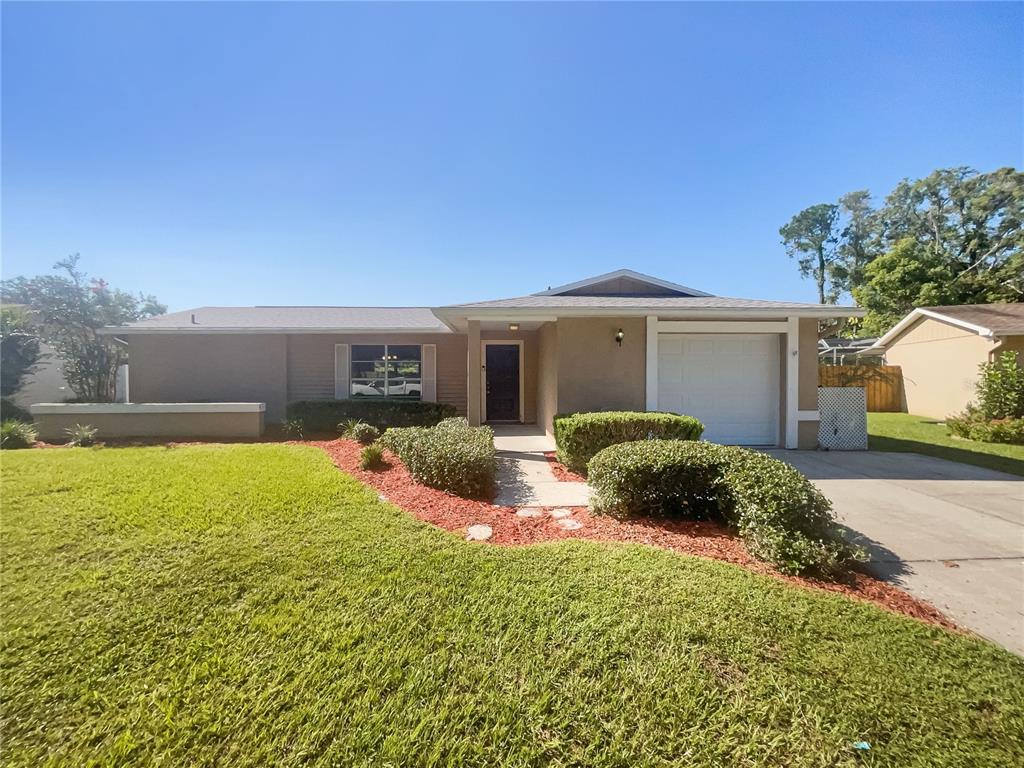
xmin=3 ymin=445 xmax=1023 ymax=767
xmin=868 ymin=412 xmax=1024 ymax=476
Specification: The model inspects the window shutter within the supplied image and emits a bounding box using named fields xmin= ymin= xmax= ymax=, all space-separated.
xmin=422 ymin=344 xmax=437 ymax=402
xmin=334 ymin=344 xmax=350 ymax=399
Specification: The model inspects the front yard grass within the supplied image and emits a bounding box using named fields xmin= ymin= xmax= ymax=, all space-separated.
xmin=868 ymin=412 xmax=1024 ymax=476
xmin=3 ymin=444 xmax=1023 ymax=766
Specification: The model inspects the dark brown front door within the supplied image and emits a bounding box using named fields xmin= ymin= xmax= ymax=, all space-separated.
xmin=485 ymin=344 xmax=520 ymax=422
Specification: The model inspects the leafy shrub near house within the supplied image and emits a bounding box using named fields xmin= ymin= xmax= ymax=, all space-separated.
xmin=588 ymin=440 xmax=863 ymax=576
xmin=946 ymin=352 xmax=1024 ymax=445
xmin=288 ymin=400 xmax=457 ymax=433
xmin=65 ymin=423 xmax=98 ymax=447
xmin=1 ymin=420 xmax=38 ymax=449
xmin=339 ymin=419 xmax=381 ymax=445
xmin=359 ymin=442 xmax=386 ymax=470
xmin=380 ymin=417 xmax=495 ymax=498
xmin=947 ymin=408 xmax=1024 ymax=445
xmin=553 ymin=411 xmax=704 ymax=474
xmin=0 ymin=398 xmax=31 ymax=423
xmin=280 ymin=418 xmax=305 ymax=440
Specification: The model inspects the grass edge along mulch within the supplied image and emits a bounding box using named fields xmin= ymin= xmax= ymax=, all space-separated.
xmin=313 ymin=439 xmax=955 ymax=631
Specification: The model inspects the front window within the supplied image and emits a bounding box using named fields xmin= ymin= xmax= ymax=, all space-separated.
xmin=351 ymin=344 xmax=422 ymax=399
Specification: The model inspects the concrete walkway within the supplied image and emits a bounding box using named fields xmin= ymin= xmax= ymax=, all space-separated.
xmin=769 ymin=449 xmax=1024 ymax=654
xmin=492 ymin=425 xmax=592 ymax=508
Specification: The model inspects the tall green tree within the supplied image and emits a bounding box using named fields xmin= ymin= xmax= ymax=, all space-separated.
xmin=0 ymin=306 xmax=41 ymax=398
xmin=833 ymin=190 xmax=876 ymax=294
xmin=782 ymin=166 xmax=1023 ymax=332
xmin=779 ymin=203 xmax=841 ymax=304
xmin=1 ymin=256 xmax=165 ymax=402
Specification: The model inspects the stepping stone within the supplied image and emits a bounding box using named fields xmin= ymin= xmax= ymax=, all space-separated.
xmin=549 ymin=508 xmax=573 ymax=519
xmin=466 ymin=524 xmax=493 ymax=541
xmin=556 ymin=519 xmax=583 ymax=531
xmin=515 ymin=508 xmax=543 ymax=518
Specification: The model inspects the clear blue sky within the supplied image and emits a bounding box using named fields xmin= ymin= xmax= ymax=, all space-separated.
xmin=2 ymin=2 xmax=1021 ymax=311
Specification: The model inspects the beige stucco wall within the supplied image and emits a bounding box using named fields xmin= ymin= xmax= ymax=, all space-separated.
xmin=798 ymin=318 xmax=820 ymax=449
xmin=996 ymin=335 xmax=1024 ymax=363
xmin=555 ymin=317 xmax=647 ymax=415
xmin=536 ymin=322 xmax=559 ymax=433
xmin=883 ymin=316 xmax=999 ymax=419
xmin=32 ymin=409 xmax=264 ymax=441
xmin=128 ymin=335 xmax=289 ymax=420
xmin=286 ymin=333 xmax=467 ymax=416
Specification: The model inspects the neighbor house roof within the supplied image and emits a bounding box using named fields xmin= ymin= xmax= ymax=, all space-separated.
xmin=872 ymin=303 xmax=1024 ymax=349
xmin=100 ymin=306 xmax=451 ymax=335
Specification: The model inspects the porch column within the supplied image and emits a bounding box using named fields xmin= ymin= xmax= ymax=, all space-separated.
xmin=785 ymin=316 xmax=800 ymax=448
xmin=645 ymin=315 xmax=658 ymax=411
xmin=467 ymin=319 xmax=482 ymax=426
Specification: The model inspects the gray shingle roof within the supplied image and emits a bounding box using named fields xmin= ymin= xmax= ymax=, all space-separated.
xmin=105 ymin=306 xmax=450 ymax=334
xmin=445 ymin=295 xmax=844 ymax=310
xmin=922 ymin=303 xmax=1024 ymax=336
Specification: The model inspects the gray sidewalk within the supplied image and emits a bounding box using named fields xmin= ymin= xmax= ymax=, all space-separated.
xmin=492 ymin=425 xmax=592 ymax=508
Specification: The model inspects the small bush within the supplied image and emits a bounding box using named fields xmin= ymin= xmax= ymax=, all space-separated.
xmin=947 ymin=408 xmax=1024 ymax=445
xmin=280 ymin=418 xmax=305 ymax=440
xmin=1 ymin=420 xmax=37 ymax=449
xmin=587 ymin=440 xmax=863 ymax=576
xmin=0 ymin=398 xmax=31 ymax=423
xmin=288 ymin=400 xmax=457 ymax=433
xmin=359 ymin=442 xmax=386 ymax=470
xmin=589 ymin=440 xmax=727 ymax=518
xmin=554 ymin=411 xmax=704 ymax=473
xmin=65 ymin=423 xmax=98 ymax=447
xmin=380 ymin=417 xmax=495 ymax=498
xmin=340 ymin=420 xmax=380 ymax=445
xmin=714 ymin=446 xmax=864 ymax=576
xmin=974 ymin=351 xmax=1024 ymax=420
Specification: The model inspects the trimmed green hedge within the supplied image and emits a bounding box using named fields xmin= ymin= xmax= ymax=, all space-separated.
xmin=588 ymin=440 xmax=864 ymax=576
xmin=287 ymin=400 xmax=457 ymax=433
xmin=380 ymin=418 xmax=495 ymax=499
xmin=554 ymin=411 xmax=704 ymax=473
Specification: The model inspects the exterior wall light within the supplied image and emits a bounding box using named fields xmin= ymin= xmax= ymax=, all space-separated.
xmin=508 ymin=323 xmax=520 ymax=331
xmin=615 ymin=328 xmax=625 ymax=346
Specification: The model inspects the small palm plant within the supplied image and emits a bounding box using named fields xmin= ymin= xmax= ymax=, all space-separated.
xmin=65 ymin=423 xmax=99 ymax=447
xmin=0 ymin=420 xmax=38 ymax=449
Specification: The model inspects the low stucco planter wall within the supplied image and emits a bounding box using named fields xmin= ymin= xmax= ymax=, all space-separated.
xmin=29 ymin=403 xmax=266 ymax=441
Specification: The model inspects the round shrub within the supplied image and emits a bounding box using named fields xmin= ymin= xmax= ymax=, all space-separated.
xmin=588 ymin=440 xmax=727 ymax=518
xmin=1 ymin=420 xmax=38 ymax=449
xmin=587 ymin=440 xmax=864 ymax=576
xmin=554 ymin=411 xmax=704 ymax=474
xmin=341 ymin=420 xmax=380 ymax=445
xmin=379 ymin=418 xmax=495 ymax=498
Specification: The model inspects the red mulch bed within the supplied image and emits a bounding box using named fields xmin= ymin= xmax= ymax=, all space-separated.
xmin=312 ymin=438 xmax=953 ymax=630
xmin=544 ymin=451 xmax=586 ymax=482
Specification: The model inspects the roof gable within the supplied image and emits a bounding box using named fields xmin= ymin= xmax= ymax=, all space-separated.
xmin=534 ymin=269 xmax=712 ymax=298
xmin=873 ymin=303 xmax=1024 ymax=349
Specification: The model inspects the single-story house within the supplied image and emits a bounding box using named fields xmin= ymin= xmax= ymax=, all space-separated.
xmin=868 ymin=303 xmax=1024 ymax=419
xmin=98 ymin=269 xmax=861 ymax=448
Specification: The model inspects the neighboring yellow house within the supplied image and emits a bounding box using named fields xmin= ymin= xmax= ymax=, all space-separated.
xmin=869 ymin=304 xmax=1024 ymax=419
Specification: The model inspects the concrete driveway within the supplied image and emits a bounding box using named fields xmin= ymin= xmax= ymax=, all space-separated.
xmin=769 ymin=450 xmax=1024 ymax=654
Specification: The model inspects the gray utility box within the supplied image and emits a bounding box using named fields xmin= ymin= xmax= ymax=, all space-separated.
xmin=817 ymin=387 xmax=868 ymax=450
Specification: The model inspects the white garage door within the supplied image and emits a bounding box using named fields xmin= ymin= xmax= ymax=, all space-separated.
xmin=657 ymin=334 xmax=780 ymax=445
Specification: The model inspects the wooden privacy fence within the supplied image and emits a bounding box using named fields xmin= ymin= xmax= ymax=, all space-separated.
xmin=818 ymin=365 xmax=904 ymax=413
